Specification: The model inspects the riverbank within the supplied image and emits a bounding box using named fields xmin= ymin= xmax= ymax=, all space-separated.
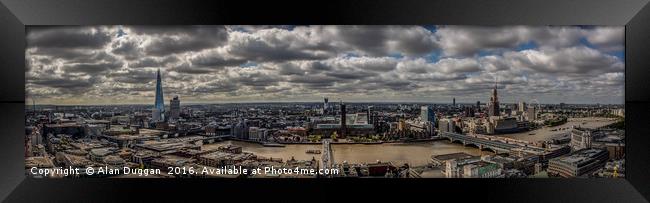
xmin=225 ymin=137 xmax=446 ymax=147
xmin=203 ymin=139 xmax=492 ymax=167
xmin=273 ymin=137 xmax=444 ymax=145
xmin=496 ymin=117 xmax=618 ymax=142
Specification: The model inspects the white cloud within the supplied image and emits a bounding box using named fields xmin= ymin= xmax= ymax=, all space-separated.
xmin=25 ymin=25 xmax=625 ymax=105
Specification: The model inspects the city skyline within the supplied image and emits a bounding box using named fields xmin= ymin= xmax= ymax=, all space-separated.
xmin=26 ymin=25 xmax=625 ymax=105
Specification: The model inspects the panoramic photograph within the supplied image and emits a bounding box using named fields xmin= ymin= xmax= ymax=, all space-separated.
xmin=24 ymin=25 xmax=625 ymax=178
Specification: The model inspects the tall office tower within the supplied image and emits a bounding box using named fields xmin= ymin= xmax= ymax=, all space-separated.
xmin=232 ymin=118 xmax=249 ymax=140
xmin=170 ymin=95 xmax=180 ymax=120
xmin=465 ymin=106 xmax=475 ymax=117
xmin=367 ymin=106 xmax=373 ymax=124
xmin=518 ymin=101 xmax=526 ymax=112
xmin=420 ymin=105 xmax=436 ymax=124
xmin=527 ymin=107 xmax=537 ymax=121
xmin=153 ymin=68 xmax=165 ymax=122
xmin=476 ymin=101 xmax=481 ymax=113
xmin=453 ymin=98 xmax=456 ymax=107
xmin=488 ymin=78 xmax=500 ymax=117
xmin=438 ymin=118 xmax=455 ymax=133
xmin=323 ymin=97 xmax=329 ymax=114
xmin=340 ymin=101 xmax=346 ymax=137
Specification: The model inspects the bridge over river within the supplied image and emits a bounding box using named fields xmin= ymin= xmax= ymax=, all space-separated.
xmin=439 ymin=132 xmax=548 ymax=155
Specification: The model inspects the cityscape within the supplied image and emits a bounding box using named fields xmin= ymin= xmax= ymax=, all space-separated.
xmin=25 ymin=25 xmax=625 ymax=178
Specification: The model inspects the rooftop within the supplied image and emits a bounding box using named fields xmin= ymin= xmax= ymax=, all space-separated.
xmin=315 ymin=123 xmax=374 ymax=129
xmin=432 ymin=152 xmax=476 ymax=161
xmin=90 ymin=147 xmax=117 ymax=156
xmin=25 ymin=156 xmax=54 ymax=168
xmin=45 ymin=123 xmax=82 ymax=128
xmin=553 ymin=148 xmax=607 ymax=165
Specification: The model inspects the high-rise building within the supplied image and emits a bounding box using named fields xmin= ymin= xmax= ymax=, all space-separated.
xmin=526 ymin=107 xmax=537 ymax=121
xmin=464 ymin=106 xmax=475 ymax=117
xmin=340 ymin=101 xmax=346 ymax=137
xmin=420 ymin=106 xmax=435 ymax=124
xmin=476 ymin=101 xmax=481 ymax=113
xmin=323 ymin=97 xmax=329 ymax=114
xmin=518 ymin=101 xmax=526 ymax=112
xmin=231 ymin=118 xmax=249 ymax=139
xmin=367 ymin=106 xmax=373 ymax=124
xmin=169 ymin=95 xmax=180 ymax=120
xmin=453 ymin=98 xmax=456 ymax=107
xmin=488 ymin=78 xmax=500 ymax=117
xmin=438 ymin=118 xmax=455 ymax=133
xmin=153 ymin=69 xmax=165 ymax=122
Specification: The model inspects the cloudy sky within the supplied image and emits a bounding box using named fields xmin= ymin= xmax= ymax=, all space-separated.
xmin=25 ymin=25 xmax=624 ymax=105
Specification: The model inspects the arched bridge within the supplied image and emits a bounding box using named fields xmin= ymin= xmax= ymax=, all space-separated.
xmin=439 ymin=132 xmax=545 ymax=154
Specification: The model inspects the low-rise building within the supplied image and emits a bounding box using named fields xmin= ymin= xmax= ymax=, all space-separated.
xmin=548 ymin=148 xmax=609 ymax=178
xmin=570 ymin=127 xmax=593 ymax=151
xmin=462 ymin=161 xmax=502 ymax=178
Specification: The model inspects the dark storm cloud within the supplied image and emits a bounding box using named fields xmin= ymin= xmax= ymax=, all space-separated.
xmin=189 ymin=53 xmax=247 ymax=68
xmin=192 ymin=81 xmax=239 ymax=93
xmin=435 ymin=26 xmax=589 ymax=57
xmin=226 ymin=38 xmax=332 ymax=63
xmin=61 ymin=61 xmax=123 ymax=74
xmin=304 ymin=61 xmax=332 ymax=72
xmin=29 ymin=47 xmax=96 ymax=61
xmin=277 ymin=63 xmax=305 ymax=76
xmin=325 ymin=70 xmax=377 ymax=80
xmin=169 ymin=62 xmax=217 ymax=74
xmin=108 ymin=69 xmax=157 ymax=84
xmin=329 ymin=25 xmax=438 ymax=56
xmin=287 ymin=74 xmax=338 ymax=85
xmin=383 ymin=80 xmax=419 ymax=91
xmin=28 ymin=74 xmax=103 ymax=97
xmin=30 ymin=77 xmax=95 ymax=89
xmin=129 ymin=56 xmax=179 ymax=68
xmin=125 ymin=26 xmax=229 ymax=56
xmin=232 ymin=70 xmax=281 ymax=87
xmin=276 ymin=61 xmax=334 ymax=76
xmin=27 ymin=26 xmax=112 ymax=49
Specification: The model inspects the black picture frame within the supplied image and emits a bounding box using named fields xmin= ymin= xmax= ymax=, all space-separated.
xmin=1 ymin=0 xmax=649 ymax=202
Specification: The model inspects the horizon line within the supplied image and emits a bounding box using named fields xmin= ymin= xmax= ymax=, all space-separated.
xmin=24 ymin=101 xmax=625 ymax=106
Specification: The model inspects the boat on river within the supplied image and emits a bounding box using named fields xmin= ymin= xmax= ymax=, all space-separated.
xmin=306 ymin=149 xmax=321 ymax=154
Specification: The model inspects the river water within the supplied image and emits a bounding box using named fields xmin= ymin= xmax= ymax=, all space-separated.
xmin=203 ymin=140 xmax=492 ymax=167
xmin=202 ymin=117 xmax=617 ymax=172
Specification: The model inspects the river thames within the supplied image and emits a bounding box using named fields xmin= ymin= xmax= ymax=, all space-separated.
xmin=204 ymin=140 xmax=492 ymax=167
xmin=201 ymin=117 xmax=617 ymax=178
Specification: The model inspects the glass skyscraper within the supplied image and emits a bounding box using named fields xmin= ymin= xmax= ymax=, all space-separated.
xmin=420 ymin=105 xmax=435 ymax=124
xmin=153 ymin=68 xmax=165 ymax=121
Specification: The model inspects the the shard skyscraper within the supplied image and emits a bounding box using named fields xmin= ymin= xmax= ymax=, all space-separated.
xmin=153 ymin=68 xmax=165 ymax=122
